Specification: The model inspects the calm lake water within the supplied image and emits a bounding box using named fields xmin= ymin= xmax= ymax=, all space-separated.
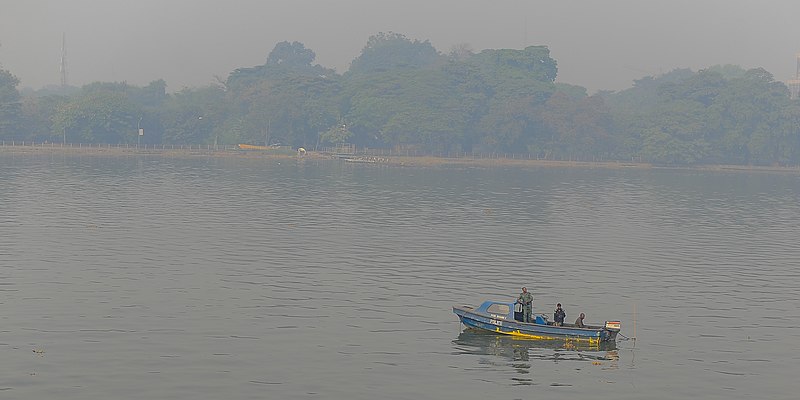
xmin=1 ymin=153 xmax=798 ymax=399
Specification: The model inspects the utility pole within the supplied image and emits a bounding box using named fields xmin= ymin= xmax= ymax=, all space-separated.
xmin=137 ymin=117 xmax=143 ymax=147
xmin=265 ymin=118 xmax=270 ymax=146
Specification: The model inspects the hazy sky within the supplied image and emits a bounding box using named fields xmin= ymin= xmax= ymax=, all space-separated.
xmin=2 ymin=0 xmax=799 ymax=93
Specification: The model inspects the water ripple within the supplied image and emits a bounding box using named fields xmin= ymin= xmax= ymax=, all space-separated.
xmin=1 ymin=156 xmax=798 ymax=399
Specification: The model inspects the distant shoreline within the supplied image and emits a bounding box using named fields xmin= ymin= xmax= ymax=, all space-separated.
xmin=2 ymin=143 xmax=800 ymax=175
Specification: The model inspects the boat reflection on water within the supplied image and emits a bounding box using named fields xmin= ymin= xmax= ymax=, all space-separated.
xmin=452 ymin=329 xmax=620 ymax=385
xmin=454 ymin=327 xmax=619 ymax=353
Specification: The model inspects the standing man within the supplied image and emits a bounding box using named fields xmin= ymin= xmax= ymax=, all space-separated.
xmin=517 ymin=287 xmax=534 ymax=323
xmin=554 ymin=303 xmax=566 ymax=326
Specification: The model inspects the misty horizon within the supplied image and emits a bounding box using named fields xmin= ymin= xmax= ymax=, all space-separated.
xmin=3 ymin=0 xmax=800 ymax=93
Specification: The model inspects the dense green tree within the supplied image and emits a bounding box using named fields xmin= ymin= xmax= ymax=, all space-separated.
xmin=553 ymin=83 xmax=588 ymax=100
xmin=228 ymin=73 xmax=340 ymax=148
xmin=224 ymin=41 xmax=341 ymax=148
xmin=712 ymin=68 xmax=792 ymax=164
xmin=760 ymin=103 xmax=800 ymax=165
xmin=160 ymin=85 xmax=227 ymax=144
xmin=227 ymin=41 xmax=335 ymax=92
xmin=51 ymin=88 xmax=141 ymax=144
xmin=0 ymin=68 xmax=22 ymax=138
xmin=20 ymin=94 xmax=66 ymax=141
xmin=343 ymin=67 xmax=471 ymax=151
xmin=5 ymin=33 xmax=800 ymax=166
xmin=602 ymin=68 xmax=694 ymax=115
xmin=40 ymin=80 xmax=169 ymax=144
xmin=266 ymin=41 xmax=316 ymax=68
xmin=470 ymin=46 xmax=558 ymax=89
xmin=641 ymin=116 xmax=709 ymax=164
xmin=468 ymin=46 xmax=558 ymax=152
xmin=347 ymin=32 xmax=443 ymax=75
xmin=341 ymin=42 xmax=558 ymax=153
xmin=539 ymin=93 xmax=615 ymax=160
xmin=476 ymin=96 xmax=536 ymax=152
xmin=438 ymin=60 xmax=491 ymax=152
xmin=319 ymin=121 xmax=353 ymax=147
xmin=130 ymin=79 xmax=168 ymax=108
xmin=607 ymin=65 xmax=797 ymax=165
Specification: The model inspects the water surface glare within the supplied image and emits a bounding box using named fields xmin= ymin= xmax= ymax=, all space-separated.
xmin=1 ymin=154 xmax=799 ymax=399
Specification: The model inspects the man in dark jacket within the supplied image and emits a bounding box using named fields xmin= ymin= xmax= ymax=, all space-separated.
xmin=554 ymin=303 xmax=566 ymax=326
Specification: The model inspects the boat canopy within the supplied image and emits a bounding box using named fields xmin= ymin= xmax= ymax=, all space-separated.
xmin=474 ymin=300 xmax=547 ymax=324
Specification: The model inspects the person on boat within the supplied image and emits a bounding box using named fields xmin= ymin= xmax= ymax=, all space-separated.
xmin=517 ymin=287 xmax=533 ymax=323
xmin=575 ymin=312 xmax=586 ymax=328
xmin=554 ymin=303 xmax=566 ymax=326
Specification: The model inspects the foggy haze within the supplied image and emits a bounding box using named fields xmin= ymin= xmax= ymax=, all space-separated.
xmin=2 ymin=0 xmax=799 ymax=93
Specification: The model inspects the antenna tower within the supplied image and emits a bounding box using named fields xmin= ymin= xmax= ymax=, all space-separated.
xmin=792 ymin=53 xmax=800 ymax=82
xmin=788 ymin=53 xmax=800 ymax=100
xmin=60 ymin=33 xmax=68 ymax=87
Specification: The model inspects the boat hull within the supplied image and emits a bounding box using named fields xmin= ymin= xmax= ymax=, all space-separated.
xmin=453 ymin=305 xmax=618 ymax=344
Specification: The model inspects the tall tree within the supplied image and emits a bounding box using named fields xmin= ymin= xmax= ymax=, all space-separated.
xmin=52 ymin=86 xmax=143 ymax=144
xmin=348 ymin=32 xmax=442 ymax=75
xmin=0 ymin=68 xmax=22 ymax=138
xmin=160 ymin=85 xmax=227 ymax=145
xmin=20 ymin=94 xmax=66 ymax=141
xmin=539 ymin=93 xmax=614 ymax=160
xmin=468 ymin=46 xmax=558 ymax=152
xmin=266 ymin=41 xmax=316 ymax=68
xmin=227 ymin=41 xmax=335 ymax=91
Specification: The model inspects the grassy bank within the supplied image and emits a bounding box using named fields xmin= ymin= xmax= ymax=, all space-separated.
xmin=2 ymin=143 xmax=800 ymax=174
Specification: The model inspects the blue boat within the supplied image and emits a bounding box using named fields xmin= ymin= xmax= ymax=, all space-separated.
xmin=453 ymin=300 xmax=620 ymax=344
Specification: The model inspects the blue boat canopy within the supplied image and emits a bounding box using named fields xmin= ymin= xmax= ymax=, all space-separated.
xmin=474 ymin=301 xmax=547 ymax=324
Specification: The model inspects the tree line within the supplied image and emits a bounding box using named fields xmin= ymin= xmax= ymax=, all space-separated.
xmin=1 ymin=32 xmax=799 ymax=166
